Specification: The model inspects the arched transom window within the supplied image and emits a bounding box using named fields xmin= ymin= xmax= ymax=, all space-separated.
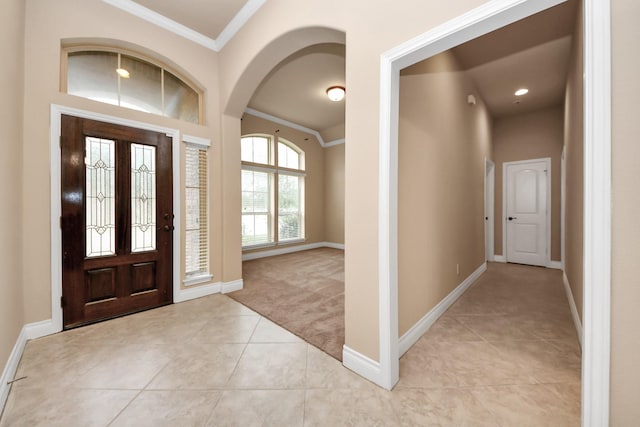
xmin=64 ymin=49 xmax=201 ymax=124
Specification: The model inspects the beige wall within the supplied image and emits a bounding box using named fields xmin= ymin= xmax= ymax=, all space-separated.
xmin=240 ymin=114 xmax=326 ymax=251
xmin=320 ymin=123 xmax=345 ymax=142
xmin=0 ymin=0 xmax=25 ymax=376
xmin=398 ymin=51 xmax=493 ymax=336
xmin=324 ymin=144 xmax=345 ymax=245
xmin=611 ymin=0 xmax=640 ymax=423
xmin=563 ymin=6 xmax=584 ymax=321
xmin=218 ymin=0 xmax=487 ymax=361
xmin=493 ymin=106 xmax=564 ymax=262
xmin=22 ymin=0 xmax=224 ymax=323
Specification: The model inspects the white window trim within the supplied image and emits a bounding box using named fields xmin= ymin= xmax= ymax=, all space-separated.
xmin=183 ymin=134 xmax=211 ymax=148
xmin=182 ymin=273 xmax=213 ymax=287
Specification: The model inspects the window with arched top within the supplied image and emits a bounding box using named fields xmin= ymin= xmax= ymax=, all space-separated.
xmin=240 ymin=135 xmax=305 ymax=247
xmin=64 ymin=49 xmax=202 ymax=124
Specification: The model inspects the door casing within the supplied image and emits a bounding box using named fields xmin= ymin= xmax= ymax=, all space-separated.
xmin=377 ymin=0 xmax=611 ymax=424
xmin=50 ymin=104 xmax=182 ymax=333
xmin=485 ymin=158 xmax=495 ymax=262
xmin=502 ymin=157 xmax=551 ymax=267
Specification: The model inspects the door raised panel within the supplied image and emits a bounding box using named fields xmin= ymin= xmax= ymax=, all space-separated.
xmin=513 ymin=223 xmax=538 ymax=254
xmin=85 ymin=268 xmax=116 ymax=303
xmin=514 ymin=170 xmax=538 ymax=214
xmin=131 ymin=262 xmax=157 ymax=294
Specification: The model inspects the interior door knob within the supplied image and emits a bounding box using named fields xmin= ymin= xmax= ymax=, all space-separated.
xmin=163 ymin=225 xmax=174 ymax=231
xmin=508 ymin=216 xmax=518 ymax=221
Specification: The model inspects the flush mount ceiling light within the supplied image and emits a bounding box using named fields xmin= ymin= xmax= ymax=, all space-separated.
xmin=116 ymin=68 xmax=130 ymax=78
xmin=326 ymin=86 xmax=345 ymax=102
xmin=514 ymin=88 xmax=529 ymax=96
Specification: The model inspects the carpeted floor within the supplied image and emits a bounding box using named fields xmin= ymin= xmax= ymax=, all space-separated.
xmin=228 ymin=247 xmax=345 ymax=360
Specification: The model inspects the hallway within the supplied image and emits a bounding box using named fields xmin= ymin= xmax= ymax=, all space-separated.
xmin=0 ymin=262 xmax=580 ymax=426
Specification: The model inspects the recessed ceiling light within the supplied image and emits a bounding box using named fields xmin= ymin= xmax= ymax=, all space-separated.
xmin=326 ymin=86 xmax=345 ymax=102
xmin=116 ymin=68 xmax=130 ymax=79
xmin=515 ymin=88 xmax=529 ymax=96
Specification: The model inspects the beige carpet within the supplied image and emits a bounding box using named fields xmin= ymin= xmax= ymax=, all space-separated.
xmin=228 ymin=247 xmax=345 ymax=360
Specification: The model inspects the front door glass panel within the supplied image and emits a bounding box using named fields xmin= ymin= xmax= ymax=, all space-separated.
xmin=85 ymin=136 xmax=116 ymax=257
xmin=131 ymin=143 xmax=157 ymax=253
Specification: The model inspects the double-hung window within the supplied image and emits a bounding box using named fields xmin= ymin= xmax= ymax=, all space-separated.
xmin=241 ymin=135 xmax=305 ymax=248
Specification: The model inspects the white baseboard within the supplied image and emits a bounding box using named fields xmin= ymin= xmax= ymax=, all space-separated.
xmin=342 ymin=345 xmax=384 ymax=388
xmin=174 ymin=281 xmax=222 ymax=303
xmin=174 ymin=278 xmax=244 ymax=302
xmin=398 ymin=262 xmax=487 ymax=356
xmin=0 ymin=327 xmax=27 ymax=414
xmin=493 ymin=255 xmax=506 ymax=263
xmin=563 ymin=272 xmax=583 ymax=348
xmin=1 ymin=317 xmax=60 ymax=413
xmin=222 ymin=279 xmax=244 ymax=293
xmin=323 ymin=242 xmax=345 ymax=250
xmin=242 ymin=241 xmax=344 ymax=261
xmin=548 ymin=260 xmax=563 ymax=270
xmin=24 ymin=319 xmax=58 ymax=340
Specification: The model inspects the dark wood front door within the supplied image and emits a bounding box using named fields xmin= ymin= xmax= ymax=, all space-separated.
xmin=61 ymin=115 xmax=173 ymax=328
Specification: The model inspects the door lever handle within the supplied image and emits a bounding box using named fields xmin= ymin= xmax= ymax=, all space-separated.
xmin=508 ymin=216 xmax=518 ymax=221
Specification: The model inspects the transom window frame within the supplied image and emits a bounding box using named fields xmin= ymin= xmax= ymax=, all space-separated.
xmin=241 ymin=133 xmax=306 ymax=249
xmin=61 ymin=45 xmax=204 ymax=124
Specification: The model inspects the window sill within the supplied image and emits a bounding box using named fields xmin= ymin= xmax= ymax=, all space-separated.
xmin=242 ymin=242 xmax=276 ymax=251
xmin=277 ymin=238 xmax=306 ymax=246
xmin=182 ymin=273 xmax=213 ymax=287
xmin=241 ymin=238 xmax=306 ymax=252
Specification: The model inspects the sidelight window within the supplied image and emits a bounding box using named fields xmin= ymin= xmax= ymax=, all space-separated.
xmin=183 ymin=138 xmax=211 ymax=285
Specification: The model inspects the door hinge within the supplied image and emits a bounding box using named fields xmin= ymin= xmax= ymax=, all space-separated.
xmin=60 ymin=216 xmax=63 ymax=229
xmin=60 ymin=296 xmax=66 ymax=308
xmin=60 ymin=136 xmax=63 ymax=148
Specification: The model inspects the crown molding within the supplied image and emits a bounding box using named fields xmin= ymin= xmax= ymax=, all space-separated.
xmin=215 ymin=0 xmax=267 ymax=51
xmin=101 ymin=0 xmax=266 ymax=53
xmin=244 ymin=108 xmax=345 ymax=148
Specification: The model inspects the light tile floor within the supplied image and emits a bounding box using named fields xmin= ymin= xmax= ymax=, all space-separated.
xmin=0 ymin=262 xmax=581 ymax=426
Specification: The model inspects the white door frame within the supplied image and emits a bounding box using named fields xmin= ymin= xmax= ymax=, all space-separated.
xmin=485 ymin=158 xmax=495 ymax=262
xmin=378 ymin=0 xmax=611 ymax=425
xmin=561 ymin=146 xmax=566 ymax=270
xmin=49 ymin=104 xmax=182 ymax=333
xmin=502 ymin=157 xmax=551 ymax=267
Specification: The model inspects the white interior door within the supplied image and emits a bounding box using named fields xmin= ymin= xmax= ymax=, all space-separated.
xmin=505 ymin=159 xmax=549 ymax=266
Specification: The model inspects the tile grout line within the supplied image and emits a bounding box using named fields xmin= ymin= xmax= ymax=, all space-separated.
xmin=221 ymin=316 xmax=261 ymax=389
xmin=105 ymin=389 xmax=144 ymax=427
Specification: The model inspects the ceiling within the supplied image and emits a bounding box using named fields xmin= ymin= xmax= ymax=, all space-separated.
xmin=107 ymin=0 xmax=578 ymax=133
xmin=451 ymin=0 xmax=578 ymax=118
xmin=132 ymin=0 xmax=246 ymax=40
xmin=247 ymin=43 xmax=346 ymax=136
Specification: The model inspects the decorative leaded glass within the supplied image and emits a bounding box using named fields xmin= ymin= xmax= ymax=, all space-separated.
xmin=85 ymin=137 xmax=116 ymax=257
xmin=131 ymin=143 xmax=157 ymax=253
